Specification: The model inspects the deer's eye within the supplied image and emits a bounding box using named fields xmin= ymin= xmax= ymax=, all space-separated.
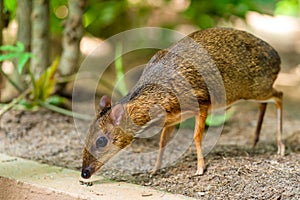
xmin=96 ymin=136 xmax=108 ymax=149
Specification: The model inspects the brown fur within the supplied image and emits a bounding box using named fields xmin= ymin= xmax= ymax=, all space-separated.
xmin=81 ymin=27 xmax=284 ymax=179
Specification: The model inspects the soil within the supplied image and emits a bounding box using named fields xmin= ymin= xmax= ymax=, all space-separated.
xmin=0 ymin=99 xmax=299 ymax=199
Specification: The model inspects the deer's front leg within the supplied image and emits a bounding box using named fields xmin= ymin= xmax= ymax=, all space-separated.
xmin=194 ymin=106 xmax=208 ymax=175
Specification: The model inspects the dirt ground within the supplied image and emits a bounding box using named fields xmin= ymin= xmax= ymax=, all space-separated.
xmin=0 ymin=98 xmax=299 ymax=199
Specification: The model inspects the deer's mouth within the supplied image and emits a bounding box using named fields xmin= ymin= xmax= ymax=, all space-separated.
xmin=81 ymin=162 xmax=103 ymax=179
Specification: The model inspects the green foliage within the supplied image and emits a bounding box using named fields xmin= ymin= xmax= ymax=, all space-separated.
xmin=32 ymin=57 xmax=59 ymax=102
xmin=3 ymin=0 xmax=16 ymax=20
xmin=80 ymin=0 xmax=288 ymax=36
xmin=45 ymin=95 xmax=67 ymax=106
xmin=49 ymin=1 xmax=66 ymax=33
xmin=0 ymin=42 xmax=61 ymax=104
xmin=3 ymin=0 xmax=69 ymax=33
xmin=4 ymin=0 xmax=295 ymax=38
xmin=275 ymin=0 xmax=300 ymax=16
xmin=84 ymin=0 xmax=126 ymax=28
xmin=0 ymin=43 xmax=61 ymax=106
xmin=205 ymin=109 xmax=234 ymax=126
xmin=83 ymin=0 xmax=129 ymax=37
xmin=0 ymin=40 xmax=90 ymax=119
xmin=18 ymin=99 xmax=36 ymax=110
xmin=183 ymin=0 xmax=277 ymax=28
xmin=0 ymin=42 xmax=64 ymax=106
xmin=114 ymin=43 xmax=128 ymax=96
xmin=0 ymin=52 xmax=76 ymax=118
xmin=0 ymin=42 xmax=33 ymax=74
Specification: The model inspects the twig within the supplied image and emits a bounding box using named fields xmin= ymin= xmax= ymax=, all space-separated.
xmin=39 ymin=101 xmax=92 ymax=121
xmin=0 ymin=88 xmax=30 ymax=116
xmin=0 ymin=66 xmax=23 ymax=92
xmin=56 ymin=74 xmax=76 ymax=84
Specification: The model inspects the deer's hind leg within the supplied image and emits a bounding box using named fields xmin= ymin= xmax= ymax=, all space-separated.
xmin=253 ymin=103 xmax=267 ymax=147
xmin=272 ymin=90 xmax=285 ymax=156
xmin=254 ymin=89 xmax=284 ymax=155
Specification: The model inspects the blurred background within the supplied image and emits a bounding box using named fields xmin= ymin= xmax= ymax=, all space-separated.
xmin=0 ymin=0 xmax=299 ymax=114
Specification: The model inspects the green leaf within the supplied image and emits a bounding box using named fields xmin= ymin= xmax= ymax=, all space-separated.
xmin=205 ymin=109 xmax=234 ymax=126
xmin=0 ymin=42 xmax=24 ymax=52
xmin=45 ymin=95 xmax=67 ymax=106
xmin=0 ymin=42 xmax=33 ymax=74
xmin=4 ymin=0 xmax=17 ymax=17
xmin=17 ymin=53 xmax=32 ymax=74
xmin=275 ymin=0 xmax=300 ymax=16
xmin=16 ymin=41 xmax=25 ymax=52
xmin=18 ymin=99 xmax=35 ymax=109
xmin=33 ymin=57 xmax=59 ymax=101
xmin=0 ymin=53 xmax=20 ymax=62
xmin=0 ymin=44 xmax=20 ymax=52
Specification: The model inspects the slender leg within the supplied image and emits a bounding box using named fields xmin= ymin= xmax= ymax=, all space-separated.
xmin=253 ymin=103 xmax=267 ymax=148
xmin=194 ymin=106 xmax=209 ymax=175
xmin=152 ymin=126 xmax=175 ymax=174
xmin=273 ymin=91 xmax=285 ymax=156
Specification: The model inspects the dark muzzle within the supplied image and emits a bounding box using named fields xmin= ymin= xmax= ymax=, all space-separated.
xmin=81 ymin=167 xmax=92 ymax=179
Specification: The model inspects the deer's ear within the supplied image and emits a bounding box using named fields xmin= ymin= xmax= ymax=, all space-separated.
xmin=99 ymin=96 xmax=111 ymax=110
xmin=110 ymin=104 xmax=124 ymax=126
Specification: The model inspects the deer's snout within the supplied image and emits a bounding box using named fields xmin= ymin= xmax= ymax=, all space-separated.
xmin=81 ymin=167 xmax=92 ymax=179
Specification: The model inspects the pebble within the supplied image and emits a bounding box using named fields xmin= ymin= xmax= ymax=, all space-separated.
xmin=197 ymin=191 xmax=205 ymax=196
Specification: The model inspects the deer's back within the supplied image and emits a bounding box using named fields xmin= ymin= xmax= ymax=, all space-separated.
xmin=124 ymin=28 xmax=281 ymax=111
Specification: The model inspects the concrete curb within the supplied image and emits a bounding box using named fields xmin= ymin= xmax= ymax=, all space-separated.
xmin=0 ymin=153 xmax=193 ymax=200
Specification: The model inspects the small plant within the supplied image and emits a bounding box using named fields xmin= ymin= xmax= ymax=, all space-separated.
xmin=0 ymin=42 xmax=32 ymax=92
xmin=0 ymin=42 xmax=89 ymax=120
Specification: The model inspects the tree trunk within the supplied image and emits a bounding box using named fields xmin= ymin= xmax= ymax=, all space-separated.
xmin=10 ymin=0 xmax=32 ymax=91
xmin=17 ymin=0 xmax=32 ymax=52
xmin=0 ymin=0 xmax=3 ymax=46
xmin=0 ymin=0 xmax=4 ymax=100
xmin=58 ymin=0 xmax=86 ymax=76
xmin=31 ymin=0 xmax=49 ymax=78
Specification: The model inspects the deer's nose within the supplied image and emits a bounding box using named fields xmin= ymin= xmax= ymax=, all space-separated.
xmin=81 ymin=167 xmax=92 ymax=179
